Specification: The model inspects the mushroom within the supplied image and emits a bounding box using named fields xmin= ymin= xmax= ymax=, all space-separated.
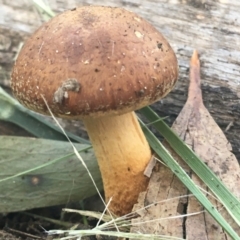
xmin=11 ymin=6 xmax=178 ymax=216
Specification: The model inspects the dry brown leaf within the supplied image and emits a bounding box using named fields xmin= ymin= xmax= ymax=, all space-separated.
xmin=131 ymin=51 xmax=240 ymax=239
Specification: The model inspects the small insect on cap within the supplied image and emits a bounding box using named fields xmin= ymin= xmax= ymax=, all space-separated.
xmin=11 ymin=6 xmax=178 ymax=119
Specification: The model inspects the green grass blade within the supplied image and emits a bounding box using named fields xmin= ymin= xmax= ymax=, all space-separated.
xmin=0 ymin=87 xmax=90 ymax=144
xmin=0 ymin=136 xmax=101 ymax=212
xmin=139 ymin=118 xmax=240 ymax=240
xmin=48 ymin=229 xmax=184 ymax=240
xmin=17 ymin=1 xmax=240 ymax=237
xmin=139 ymin=106 xmax=240 ymax=226
xmin=0 ymin=142 xmax=91 ymax=184
xmin=32 ymin=0 xmax=55 ymax=19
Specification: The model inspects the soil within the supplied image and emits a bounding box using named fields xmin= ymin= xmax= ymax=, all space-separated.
xmin=0 ymin=205 xmax=100 ymax=239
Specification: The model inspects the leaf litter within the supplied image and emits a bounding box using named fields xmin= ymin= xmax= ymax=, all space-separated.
xmin=131 ymin=50 xmax=240 ymax=239
xmin=0 ymin=136 xmax=102 ymax=213
xmin=3 ymin=50 xmax=240 ymax=239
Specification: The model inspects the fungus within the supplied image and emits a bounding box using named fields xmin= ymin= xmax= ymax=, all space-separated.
xmin=11 ymin=6 xmax=178 ymax=216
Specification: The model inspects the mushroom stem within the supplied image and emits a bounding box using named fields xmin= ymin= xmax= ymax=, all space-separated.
xmin=83 ymin=111 xmax=151 ymax=216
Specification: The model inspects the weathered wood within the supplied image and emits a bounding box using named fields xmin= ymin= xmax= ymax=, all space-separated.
xmin=1 ymin=0 xmax=240 ymax=161
xmin=131 ymin=51 xmax=240 ymax=239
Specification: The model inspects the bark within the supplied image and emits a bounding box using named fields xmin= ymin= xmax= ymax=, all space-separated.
xmin=1 ymin=0 xmax=240 ymax=161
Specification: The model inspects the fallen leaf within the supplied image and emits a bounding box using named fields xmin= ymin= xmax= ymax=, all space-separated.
xmin=0 ymin=136 xmax=102 ymax=213
xmin=131 ymin=51 xmax=240 ymax=239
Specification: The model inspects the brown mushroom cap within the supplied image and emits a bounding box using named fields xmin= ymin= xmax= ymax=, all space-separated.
xmin=11 ymin=6 xmax=178 ymax=119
